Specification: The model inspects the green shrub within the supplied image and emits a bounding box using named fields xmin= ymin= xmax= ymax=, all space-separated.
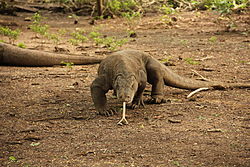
xmin=89 ymin=31 xmax=101 ymax=39
xmin=0 ymin=26 xmax=20 ymax=43
xmin=17 ymin=42 xmax=26 ymax=48
xmin=70 ymin=30 xmax=88 ymax=45
xmin=94 ymin=36 xmax=128 ymax=51
xmin=192 ymin=0 xmax=249 ymax=14
xmin=107 ymin=0 xmax=138 ymax=16
xmin=184 ymin=58 xmax=200 ymax=65
xmin=160 ymin=4 xmax=176 ymax=15
xmin=29 ymin=24 xmax=49 ymax=36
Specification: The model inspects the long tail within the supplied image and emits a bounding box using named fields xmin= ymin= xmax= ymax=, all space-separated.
xmin=0 ymin=43 xmax=103 ymax=66
xmin=162 ymin=65 xmax=250 ymax=90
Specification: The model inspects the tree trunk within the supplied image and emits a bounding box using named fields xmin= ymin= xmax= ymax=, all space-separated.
xmin=96 ymin=0 xmax=103 ymax=16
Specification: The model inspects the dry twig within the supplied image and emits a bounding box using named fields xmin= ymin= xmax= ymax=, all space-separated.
xmin=191 ymin=70 xmax=211 ymax=82
xmin=187 ymin=87 xmax=209 ymax=98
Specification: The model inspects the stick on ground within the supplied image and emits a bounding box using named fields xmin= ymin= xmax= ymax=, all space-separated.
xmin=187 ymin=87 xmax=209 ymax=98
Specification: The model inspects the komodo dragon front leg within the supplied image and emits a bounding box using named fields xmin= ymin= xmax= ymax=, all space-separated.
xmin=91 ymin=75 xmax=116 ymax=116
xmin=129 ymin=70 xmax=147 ymax=109
xmin=130 ymin=81 xmax=146 ymax=109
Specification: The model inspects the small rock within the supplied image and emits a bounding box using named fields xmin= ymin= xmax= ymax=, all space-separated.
xmin=24 ymin=17 xmax=32 ymax=21
xmin=31 ymin=83 xmax=40 ymax=85
xmin=207 ymin=129 xmax=223 ymax=132
xmin=129 ymin=32 xmax=137 ymax=38
xmin=168 ymin=119 xmax=181 ymax=123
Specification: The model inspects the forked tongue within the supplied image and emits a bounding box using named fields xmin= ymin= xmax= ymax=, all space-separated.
xmin=117 ymin=102 xmax=128 ymax=125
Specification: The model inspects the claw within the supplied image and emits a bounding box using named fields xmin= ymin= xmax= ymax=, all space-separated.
xmin=128 ymin=97 xmax=145 ymax=109
xmin=99 ymin=108 xmax=118 ymax=117
xmin=146 ymin=96 xmax=166 ymax=104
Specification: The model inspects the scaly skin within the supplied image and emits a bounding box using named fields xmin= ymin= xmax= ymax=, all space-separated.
xmin=91 ymin=49 xmax=250 ymax=116
xmin=91 ymin=50 xmax=147 ymax=116
xmin=0 ymin=43 xmax=102 ymax=66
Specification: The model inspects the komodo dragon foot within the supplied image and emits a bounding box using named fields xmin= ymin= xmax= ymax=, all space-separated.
xmin=98 ymin=107 xmax=118 ymax=117
xmin=146 ymin=96 xmax=167 ymax=104
xmin=128 ymin=97 xmax=145 ymax=109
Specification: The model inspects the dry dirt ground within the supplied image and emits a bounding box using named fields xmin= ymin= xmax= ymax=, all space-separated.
xmin=0 ymin=9 xmax=250 ymax=167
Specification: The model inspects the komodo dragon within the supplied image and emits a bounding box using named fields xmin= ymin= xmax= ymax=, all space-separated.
xmin=91 ymin=49 xmax=250 ymax=123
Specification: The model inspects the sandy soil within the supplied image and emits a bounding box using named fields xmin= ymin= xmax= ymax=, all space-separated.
xmin=0 ymin=9 xmax=250 ymax=167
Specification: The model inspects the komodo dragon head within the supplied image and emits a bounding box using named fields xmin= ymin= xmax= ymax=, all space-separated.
xmin=113 ymin=74 xmax=138 ymax=103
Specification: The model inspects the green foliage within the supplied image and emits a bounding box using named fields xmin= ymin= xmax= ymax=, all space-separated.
xmin=180 ymin=39 xmax=189 ymax=45
xmin=106 ymin=0 xmax=141 ymax=20
xmin=160 ymin=4 xmax=176 ymax=15
xmin=29 ymin=13 xmax=61 ymax=44
xmin=88 ymin=31 xmax=101 ymax=39
xmin=65 ymin=26 xmax=128 ymax=50
xmin=184 ymin=58 xmax=200 ymax=65
xmin=70 ymin=29 xmax=88 ymax=45
xmin=160 ymin=4 xmax=177 ymax=26
xmin=191 ymin=0 xmax=249 ymax=14
xmin=47 ymin=33 xmax=60 ymax=44
xmin=107 ymin=0 xmax=138 ymax=15
xmin=68 ymin=38 xmax=80 ymax=46
xmin=29 ymin=13 xmax=48 ymax=36
xmin=172 ymin=160 xmax=181 ymax=167
xmin=94 ymin=36 xmax=128 ymax=51
xmin=31 ymin=12 xmax=43 ymax=24
xmin=23 ymin=164 xmax=31 ymax=167
xmin=160 ymin=57 xmax=172 ymax=64
xmin=209 ymin=36 xmax=218 ymax=43
xmin=58 ymin=0 xmax=71 ymax=3
xmin=161 ymin=15 xmax=174 ymax=25
xmin=105 ymin=0 xmax=141 ymax=34
xmin=239 ymin=60 xmax=250 ymax=64
xmin=61 ymin=61 xmax=74 ymax=68
xmin=58 ymin=28 xmax=67 ymax=36
xmin=9 ymin=156 xmax=17 ymax=162
xmin=121 ymin=11 xmax=141 ymax=20
xmin=107 ymin=0 xmax=122 ymax=14
xmin=17 ymin=42 xmax=26 ymax=48
xmin=87 ymin=30 xmax=128 ymax=50
xmin=57 ymin=0 xmax=92 ymax=4
xmin=29 ymin=24 xmax=49 ymax=36
xmin=0 ymin=26 xmax=20 ymax=43
xmin=30 ymin=142 xmax=40 ymax=146
xmin=190 ymin=0 xmax=248 ymax=31
xmin=29 ymin=23 xmax=61 ymax=43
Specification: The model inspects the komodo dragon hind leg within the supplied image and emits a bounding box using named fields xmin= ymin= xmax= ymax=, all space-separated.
xmin=146 ymin=59 xmax=167 ymax=104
